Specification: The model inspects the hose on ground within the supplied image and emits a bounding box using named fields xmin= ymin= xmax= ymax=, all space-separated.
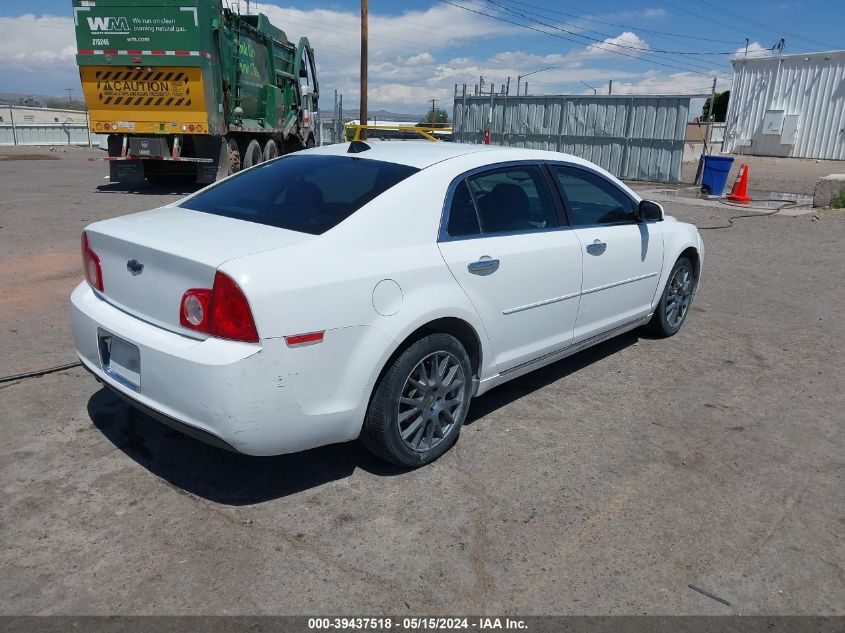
xmin=697 ymin=198 xmax=799 ymax=230
xmin=0 ymin=361 xmax=82 ymax=384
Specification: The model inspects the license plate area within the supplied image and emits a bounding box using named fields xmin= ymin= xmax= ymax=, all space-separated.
xmin=98 ymin=329 xmax=141 ymax=392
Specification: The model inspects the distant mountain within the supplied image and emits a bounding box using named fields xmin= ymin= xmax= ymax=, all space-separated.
xmin=0 ymin=92 xmax=47 ymax=107
xmin=319 ymin=108 xmax=426 ymax=122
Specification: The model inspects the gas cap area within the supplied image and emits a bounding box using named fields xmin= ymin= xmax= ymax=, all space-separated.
xmin=372 ymin=279 xmax=403 ymax=316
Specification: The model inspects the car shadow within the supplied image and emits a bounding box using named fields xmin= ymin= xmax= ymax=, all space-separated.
xmin=465 ymin=331 xmax=639 ymax=424
xmin=96 ymin=180 xmax=202 ymax=196
xmin=87 ymin=388 xmax=405 ymax=506
xmin=87 ymin=330 xmax=640 ymax=506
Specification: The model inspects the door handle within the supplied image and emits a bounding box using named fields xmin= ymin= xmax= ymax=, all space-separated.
xmin=586 ymin=240 xmax=607 ymax=256
xmin=467 ymin=257 xmax=500 ymax=276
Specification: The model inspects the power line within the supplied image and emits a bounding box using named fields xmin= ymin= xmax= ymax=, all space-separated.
xmin=494 ymin=0 xmax=744 ymax=44
xmin=464 ymin=0 xmax=731 ymax=75
xmin=695 ymin=0 xmax=840 ymax=51
xmin=437 ymin=0 xmax=730 ymax=79
xmin=475 ymin=0 xmax=735 ymax=75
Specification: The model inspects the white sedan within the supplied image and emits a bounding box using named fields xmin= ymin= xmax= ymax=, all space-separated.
xmin=72 ymin=141 xmax=703 ymax=466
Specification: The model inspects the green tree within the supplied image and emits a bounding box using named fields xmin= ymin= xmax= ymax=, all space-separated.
xmin=701 ymin=90 xmax=730 ymax=122
xmin=420 ymin=108 xmax=449 ymax=126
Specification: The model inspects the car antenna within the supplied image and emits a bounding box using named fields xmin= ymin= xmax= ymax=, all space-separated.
xmin=347 ymin=140 xmax=371 ymax=153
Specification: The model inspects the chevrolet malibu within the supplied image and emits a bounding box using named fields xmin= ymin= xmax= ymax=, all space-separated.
xmin=72 ymin=141 xmax=703 ymax=466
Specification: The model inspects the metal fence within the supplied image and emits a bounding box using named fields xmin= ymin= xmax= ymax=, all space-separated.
xmin=1 ymin=122 xmax=92 ymax=146
xmin=0 ymin=106 xmax=92 ymax=146
xmin=453 ymin=86 xmax=698 ymax=182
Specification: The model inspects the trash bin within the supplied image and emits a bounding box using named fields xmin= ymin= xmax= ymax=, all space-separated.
xmin=699 ymin=155 xmax=735 ymax=197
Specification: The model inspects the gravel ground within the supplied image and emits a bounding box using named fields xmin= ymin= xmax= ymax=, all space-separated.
xmin=682 ymin=154 xmax=845 ymax=196
xmin=1 ymin=146 xmax=843 ymax=615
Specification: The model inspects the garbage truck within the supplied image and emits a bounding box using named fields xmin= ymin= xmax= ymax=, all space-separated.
xmin=73 ymin=0 xmax=319 ymax=184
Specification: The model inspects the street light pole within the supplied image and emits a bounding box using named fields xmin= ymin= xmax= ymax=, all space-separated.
xmin=580 ymin=81 xmax=597 ymax=95
xmin=516 ymin=65 xmax=556 ymax=96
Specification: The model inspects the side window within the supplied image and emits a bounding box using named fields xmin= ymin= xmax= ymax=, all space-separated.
xmin=553 ymin=167 xmax=636 ymax=226
xmin=447 ymin=180 xmax=481 ymax=237
xmin=467 ymin=166 xmax=558 ymax=234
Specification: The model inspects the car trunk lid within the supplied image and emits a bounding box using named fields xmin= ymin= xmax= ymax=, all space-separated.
xmin=84 ymin=206 xmax=312 ymax=335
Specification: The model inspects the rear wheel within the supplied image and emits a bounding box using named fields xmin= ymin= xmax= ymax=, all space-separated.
xmin=263 ymin=139 xmax=279 ymax=162
xmin=361 ymin=334 xmax=472 ymax=467
xmin=241 ymin=139 xmax=263 ymax=169
xmin=646 ymin=256 xmax=696 ymax=337
xmin=225 ymin=138 xmax=241 ymax=176
xmin=305 ymin=135 xmax=316 ymax=149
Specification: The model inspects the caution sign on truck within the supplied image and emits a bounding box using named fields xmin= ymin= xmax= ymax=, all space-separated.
xmin=87 ymin=67 xmax=195 ymax=107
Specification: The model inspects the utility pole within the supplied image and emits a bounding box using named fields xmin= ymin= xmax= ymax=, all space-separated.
xmin=705 ymin=76 xmax=717 ymax=155
xmin=429 ymin=98 xmax=438 ymax=125
xmin=505 ymin=77 xmax=510 ymax=96
xmin=608 ymin=80 xmax=613 ymax=95
xmin=65 ymin=88 xmax=74 ymax=107
xmin=359 ymin=0 xmax=368 ymax=140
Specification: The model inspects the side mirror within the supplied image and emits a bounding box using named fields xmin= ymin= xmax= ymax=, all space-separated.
xmin=637 ymin=199 xmax=664 ymax=222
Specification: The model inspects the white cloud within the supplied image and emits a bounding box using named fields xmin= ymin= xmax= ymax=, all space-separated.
xmin=583 ymin=32 xmax=650 ymax=59
xmin=0 ymin=15 xmax=76 ymax=71
xmin=405 ymin=52 xmax=434 ymax=66
xmin=608 ymin=71 xmax=732 ymax=96
xmin=641 ymin=8 xmax=668 ymax=18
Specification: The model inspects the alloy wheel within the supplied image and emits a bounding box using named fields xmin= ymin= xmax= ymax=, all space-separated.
xmin=665 ymin=264 xmax=694 ymax=329
xmin=397 ymin=351 xmax=465 ymax=452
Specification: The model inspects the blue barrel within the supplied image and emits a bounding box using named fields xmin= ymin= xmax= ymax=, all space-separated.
xmin=700 ymin=155 xmax=735 ymax=196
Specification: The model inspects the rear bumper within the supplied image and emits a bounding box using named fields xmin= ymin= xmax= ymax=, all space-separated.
xmin=71 ymin=282 xmax=387 ymax=456
xmin=85 ymin=362 xmax=238 ymax=453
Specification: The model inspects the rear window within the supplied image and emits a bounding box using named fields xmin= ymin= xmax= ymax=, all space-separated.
xmin=180 ymin=154 xmax=419 ymax=235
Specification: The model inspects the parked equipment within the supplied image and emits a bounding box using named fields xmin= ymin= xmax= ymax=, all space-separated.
xmin=73 ymin=0 xmax=319 ymax=184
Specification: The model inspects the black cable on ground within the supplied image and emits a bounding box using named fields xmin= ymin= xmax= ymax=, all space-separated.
xmin=697 ymin=198 xmax=799 ymax=230
xmin=0 ymin=361 xmax=82 ymax=384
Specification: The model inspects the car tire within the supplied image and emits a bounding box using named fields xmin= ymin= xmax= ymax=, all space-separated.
xmin=646 ymin=256 xmax=696 ymax=337
xmin=361 ymin=333 xmax=473 ymax=467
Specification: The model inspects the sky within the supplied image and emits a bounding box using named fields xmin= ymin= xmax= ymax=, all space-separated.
xmin=1 ymin=0 xmax=842 ymax=115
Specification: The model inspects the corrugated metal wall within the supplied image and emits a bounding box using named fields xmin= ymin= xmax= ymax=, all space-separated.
xmin=724 ymin=50 xmax=845 ymax=160
xmin=453 ymin=94 xmax=691 ymax=182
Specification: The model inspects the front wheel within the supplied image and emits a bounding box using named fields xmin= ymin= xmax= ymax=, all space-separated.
xmin=361 ymin=334 xmax=472 ymax=467
xmin=646 ymin=256 xmax=696 ymax=337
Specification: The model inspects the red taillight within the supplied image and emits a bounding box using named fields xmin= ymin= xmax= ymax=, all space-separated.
xmin=179 ymin=272 xmax=258 ymax=343
xmin=81 ymin=232 xmax=104 ymax=291
xmin=180 ymin=288 xmax=211 ymax=331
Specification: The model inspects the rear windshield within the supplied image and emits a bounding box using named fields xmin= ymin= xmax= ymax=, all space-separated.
xmin=180 ymin=154 xmax=419 ymax=235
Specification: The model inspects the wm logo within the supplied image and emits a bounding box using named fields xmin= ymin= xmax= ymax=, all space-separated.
xmin=87 ymin=16 xmax=129 ymax=31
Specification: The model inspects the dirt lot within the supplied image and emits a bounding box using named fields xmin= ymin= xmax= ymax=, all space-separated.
xmin=1 ymin=147 xmax=844 ymax=615
xmin=681 ymin=154 xmax=844 ymax=196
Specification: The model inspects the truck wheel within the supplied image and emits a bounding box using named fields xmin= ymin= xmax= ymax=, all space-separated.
xmin=263 ymin=139 xmax=279 ymax=161
xmin=305 ymin=135 xmax=316 ymax=149
xmin=242 ymin=139 xmax=263 ymax=169
xmin=226 ymin=138 xmax=241 ymax=175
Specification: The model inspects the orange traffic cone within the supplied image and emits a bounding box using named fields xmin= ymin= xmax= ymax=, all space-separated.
xmin=726 ymin=163 xmax=752 ymax=203
xmin=483 ymin=128 xmax=490 ymax=145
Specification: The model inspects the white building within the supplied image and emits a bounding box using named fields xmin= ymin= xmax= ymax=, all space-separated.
xmin=724 ymin=49 xmax=845 ymax=160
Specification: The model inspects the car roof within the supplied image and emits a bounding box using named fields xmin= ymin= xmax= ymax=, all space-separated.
xmin=302 ymin=140 xmax=594 ymax=170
